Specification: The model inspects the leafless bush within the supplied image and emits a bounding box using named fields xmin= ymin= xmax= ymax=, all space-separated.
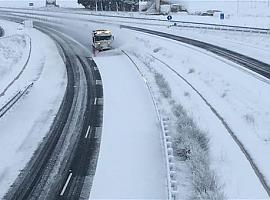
xmin=221 ymin=92 xmax=227 ymax=98
xmin=243 ymin=114 xmax=255 ymax=125
xmin=184 ymin=91 xmax=190 ymax=97
xmin=132 ymin=51 xmax=224 ymax=199
xmin=188 ymin=68 xmax=195 ymax=74
xmin=154 ymin=72 xmax=171 ymax=99
xmin=174 ymin=107 xmax=209 ymax=152
xmin=172 ymin=104 xmax=224 ymax=199
xmin=153 ymin=47 xmax=163 ymax=53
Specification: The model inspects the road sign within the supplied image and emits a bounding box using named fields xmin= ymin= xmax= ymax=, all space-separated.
xmin=220 ymin=13 xmax=224 ymax=20
xmin=167 ymin=15 xmax=172 ymax=21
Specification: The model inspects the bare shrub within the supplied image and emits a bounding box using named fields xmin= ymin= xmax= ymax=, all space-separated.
xmin=221 ymin=92 xmax=227 ymax=98
xmin=189 ymin=165 xmax=225 ymax=200
xmin=264 ymin=138 xmax=270 ymax=142
xmin=169 ymin=99 xmax=176 ymax=105
xmin=184 ymin=91 xmax=190 ymax=97
xmin=188 ymin=68 xmax=195 ymax=74
xmin=154 ymin=72 xmax=171 ymax=99
xmin=243 ymin=114 xmax=255 ymax=125
xmin=172 ymin=104 xmax=185 ymax=118
xmin=153 ymin=47 xmax=163 ymax=53
xmin=132 ymin=51 xmax=224 ymax=199
xmin=172 ymin=104 xmax=224 ymax=199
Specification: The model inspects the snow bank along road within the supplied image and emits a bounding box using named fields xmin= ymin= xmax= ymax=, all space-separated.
xmin=0 ymin=19 xmax=103 ymax=199
xmin=0 ymin=20 xmax=66 ymax=199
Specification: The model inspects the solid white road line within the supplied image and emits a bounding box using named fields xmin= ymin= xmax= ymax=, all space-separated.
xmin=60 ymin=172 xmax=73 ymax=196
xmin=85 ymin=126 xmax=91 ymax=139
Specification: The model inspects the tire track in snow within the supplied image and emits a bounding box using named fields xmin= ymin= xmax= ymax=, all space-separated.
xmin=0 ymin=82 xmax=33 ymax=119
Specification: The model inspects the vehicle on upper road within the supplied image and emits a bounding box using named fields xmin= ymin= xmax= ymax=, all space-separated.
xmin=201 ymin=9 xmax=222 ymax=16
xmin=92 ymin=29 xmax=114 ymax=51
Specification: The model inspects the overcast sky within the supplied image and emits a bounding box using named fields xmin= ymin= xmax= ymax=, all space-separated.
xmin=0 ymin=0 xmax=82 ymax=8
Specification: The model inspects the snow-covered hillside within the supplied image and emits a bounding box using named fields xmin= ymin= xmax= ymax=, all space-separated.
xmin=0 ymin=34 xmax=30 ymax=97
xmin=0 ymin=20 xmax=67 ymax=199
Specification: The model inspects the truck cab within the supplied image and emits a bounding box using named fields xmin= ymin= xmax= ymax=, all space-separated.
xmin=92 ymin=30 xmax=113 ymax=51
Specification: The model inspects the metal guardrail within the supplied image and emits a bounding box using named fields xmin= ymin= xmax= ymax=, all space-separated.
xmin=0 ymin=33 xmax=33 ymax=118
xmin=122 ymin=50 xmax=178 ymax=200
xmin=169 ymin=21 xmax=270 ymax=34
xmin=0 ymin=82 xmax=33 ymax=118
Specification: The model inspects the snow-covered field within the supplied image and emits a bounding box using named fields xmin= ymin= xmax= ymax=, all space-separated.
xmin=0 ymin=20 xmax=66 ymax=198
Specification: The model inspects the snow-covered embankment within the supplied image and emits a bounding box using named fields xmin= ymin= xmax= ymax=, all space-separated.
xmin=0 ymin=20 xmax=67 ymax=198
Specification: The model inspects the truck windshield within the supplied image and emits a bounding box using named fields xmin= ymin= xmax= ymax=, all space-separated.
xmin=95 ymin=35 xmax=111 ymax=41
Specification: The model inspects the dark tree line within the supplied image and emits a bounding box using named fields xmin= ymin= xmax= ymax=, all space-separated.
xmin=78 ymin=0 xmax=139 ymax=11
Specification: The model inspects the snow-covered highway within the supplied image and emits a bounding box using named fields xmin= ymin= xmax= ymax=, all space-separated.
xmin=0 ymin=7 xmax=270 ymax=200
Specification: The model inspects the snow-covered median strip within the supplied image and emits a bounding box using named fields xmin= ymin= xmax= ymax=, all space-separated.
xmin=0 ymin=20 xmax=67 ymax=198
